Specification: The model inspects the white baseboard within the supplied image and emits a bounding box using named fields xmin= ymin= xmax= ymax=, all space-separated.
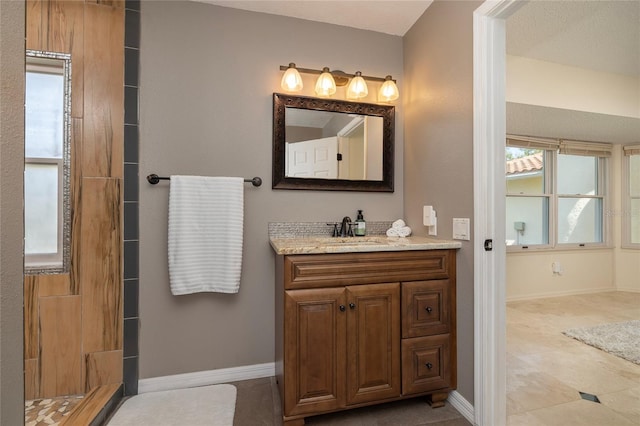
xmin=506 ymin=287 xmax=615 ymax=302
xmin=138 ymin=362 xmax=275 ymax=394
xmin=447 ymin=390 xmax=475 ymax=425
xmin=615 ymin=287 xmax=640 ymax=293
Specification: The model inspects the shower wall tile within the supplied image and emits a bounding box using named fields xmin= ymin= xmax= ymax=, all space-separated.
xmin=123 ymin=357 xmax=139 ymax=395
xmin=25 ymin=0 xmax=127 ymax=401
xmin=80 ymin=178 xmax=123 ymax=353
xmin=123 ymin=0 xmax=140 ymax=396
xmin=124 ymin=86 xmax=138 ymax=125
xmin=124 ymin=241 xmax=139 ymax=279
xmin=24 ymin=276 xmax=39 ymax=360
xmin=85 ymin=350 xmax=123 ymax=392
xmin=123 ymin=318 xmax=139 ymax=358
xmin=125 ymin=9 xmax=140 ymax=48
xmin=124 ymin=163 xmax=138 ymax=202
xmin=40 ymin=296 xmax=83 ymax=396
xmin=124 ymin=48 xmax=139 ymax=87
xmin=24 ymin=359 xmax=40 ymax=400
xmin=124 ymin=279 xmax=139 ymax=319
xmin=37 ymin=273 xmax=72 ymax=297
xmin=124 ymin=202 xmax=138 ymax=240
xmin=124 ymin=124 xmax=138 ymax=163
xmin=83 ymin=3 xmax=124 ymax=178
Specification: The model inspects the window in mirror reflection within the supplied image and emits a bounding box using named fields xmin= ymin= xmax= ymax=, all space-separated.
xmin=24 ymin=51 xmax=71 ymax=272
xmin=285 ymin=108 xmax=383 ymax=181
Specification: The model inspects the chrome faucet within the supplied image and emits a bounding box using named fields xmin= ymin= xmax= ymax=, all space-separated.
xmin=339 ymin=216 xmax=353 ymax=237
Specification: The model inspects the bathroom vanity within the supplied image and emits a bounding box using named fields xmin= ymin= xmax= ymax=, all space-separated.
xmin=271 ymin=236 xmax=461 ymax=425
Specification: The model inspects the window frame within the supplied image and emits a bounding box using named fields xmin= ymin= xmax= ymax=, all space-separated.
xmin=506 ymin=136 xmax=611 ymax=252
xmin=24 ymin=50 xmax=72 ymax=273
xmin=622 ymin=145 xmax=640 ymax=249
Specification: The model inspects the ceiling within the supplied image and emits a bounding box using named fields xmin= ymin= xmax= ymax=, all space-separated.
xmin=196 ymin=1 xmax=433 ymax=36
xmin=506 ymin=0 xmax=640 ymax=77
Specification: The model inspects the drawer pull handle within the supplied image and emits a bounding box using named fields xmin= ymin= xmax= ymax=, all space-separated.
xmin=425 ymin=306 xmax=433 ymax=313
xmin=425 ymin=362 xmax=433 ymax=369
xmin=349 ymin=303 xmax=356 ymax=310
xmin=339 ymin=305 xmax=346 ymax=312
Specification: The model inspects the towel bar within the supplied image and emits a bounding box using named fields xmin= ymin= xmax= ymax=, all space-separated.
xmin=146 ymin=174 xmax=262 ymax=187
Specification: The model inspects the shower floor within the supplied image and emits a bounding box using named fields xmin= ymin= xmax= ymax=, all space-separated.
xmin=25 ymin=395 xmax=84 ymax=426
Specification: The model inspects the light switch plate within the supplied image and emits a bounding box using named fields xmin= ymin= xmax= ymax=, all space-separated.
xmin=452 ymin=218 xmax=470 ymax=240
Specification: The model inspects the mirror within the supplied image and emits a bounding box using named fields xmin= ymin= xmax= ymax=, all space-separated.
xmin=273 ymin=93 xmax=394 ymax=191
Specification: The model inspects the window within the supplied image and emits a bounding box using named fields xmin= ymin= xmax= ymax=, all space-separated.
xmin=623 ymin=145 xmax=640 ymax=247
xmin=506 ymin=135 xmax=611 ymax=250
xmin=24 ymin=51 xmax=71 ymax=271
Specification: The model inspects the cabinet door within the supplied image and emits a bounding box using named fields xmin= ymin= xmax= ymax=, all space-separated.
xmin=401 ymin=334 xmax=451 ymax=395
xmin=402 ymin=280 xmax=450 ymax=338
xmin=346 ymin=283 xmax=401 ymax=405
xmin=284 ymin=288 xmax=346 ymax=417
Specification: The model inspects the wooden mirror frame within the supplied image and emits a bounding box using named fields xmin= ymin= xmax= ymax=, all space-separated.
xmin=272 ymin=93 xmax=395 ymax=192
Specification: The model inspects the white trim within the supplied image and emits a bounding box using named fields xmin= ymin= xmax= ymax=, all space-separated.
xmin=506 ymin=287 xmax=616 ymax=303
xmin=447 ymin=390 xmax=475 ymax=424
xmin=138 ymin=362 xmax=275 ymax=394
xmin=473 ymin=1 xmax=525 ymax=425
xmin=615 ymin=287 xmax=640 ymax=293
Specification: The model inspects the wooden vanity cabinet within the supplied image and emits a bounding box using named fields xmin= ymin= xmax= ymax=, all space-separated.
xmin=275 ymin=250 xmax=457 ymax=425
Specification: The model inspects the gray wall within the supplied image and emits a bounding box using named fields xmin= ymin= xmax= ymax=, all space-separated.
xmin=0 ymin=0 xmax=25 ymax=423
xmin=139 ymin=2 xmax=404 ymax=378
xmin=403 ymin=0 xmax=481 ymax=403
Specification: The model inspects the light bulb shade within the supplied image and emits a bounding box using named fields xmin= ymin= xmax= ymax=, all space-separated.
xmin=315 ymin=67 xmax=336 ymax=96
xmin=281 ymin=63 xmax=303 ymax=92
xmin=378 ymin=75 xmax=399 ymax=102
xmin=346 ymin=71 xmax=368 ymax=99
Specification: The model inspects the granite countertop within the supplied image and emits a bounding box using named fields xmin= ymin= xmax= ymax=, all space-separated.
xmin=269 ymin=235 xmax=462 ymax=255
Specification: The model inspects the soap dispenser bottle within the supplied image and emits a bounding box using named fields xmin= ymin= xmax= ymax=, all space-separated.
xmin=355 ymin=210 xmax=366 ymax=236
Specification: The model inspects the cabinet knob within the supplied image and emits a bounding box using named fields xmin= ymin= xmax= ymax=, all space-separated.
xmin=349 ymin=303 xmax=356 ymax=310
xmin=425 ymin=362 xmax=433 ymax=369
xmin=339 ymin=305 xmax=346 ymax=312
xmin=425 ymin=306 xmax=433 ymax=313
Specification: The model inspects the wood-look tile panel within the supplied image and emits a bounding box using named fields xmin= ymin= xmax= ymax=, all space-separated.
xmin=85 ymin=350 xmax=123 ymax=392
xmin=40 ymin=296 xmax=83 ymax=397
xmin=80 ymin=178 xmax=122 ymax=353
xmin=26 ymin=0 xmax=43 ymax=50
xmin=87 ymin=0 xmax=125 ymax=8
xmin=60 ymin=383 xmax=121 ymax=426
xmin=38 ymin=273 xmax=72 ymax=297
xmin=83 ymin=4 xmax=124 ymax=178
xmin=70 ymin=117 xmax=83 ymax=295
xmin=44 ymin=0 xmax=84 ymax=117
xmin=24 ymin=276 xmax=39 ymax=360
xmin=25 ymin=359 xmax=41 ymax=400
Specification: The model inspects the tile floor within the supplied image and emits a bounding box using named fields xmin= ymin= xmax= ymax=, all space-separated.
xmin=507 ymin=291 xmax=640 ymax=425
xmin=232 ymin=377 xmax=471 ymax=426
xmin=25 ymin=395 xmax=83 ymax=426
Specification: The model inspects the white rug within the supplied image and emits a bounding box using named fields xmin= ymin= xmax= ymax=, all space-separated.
xmin=107 ymin=384 xmax=237 ymax=426
xmin=563 ymin=320 xmax=640 ymax=365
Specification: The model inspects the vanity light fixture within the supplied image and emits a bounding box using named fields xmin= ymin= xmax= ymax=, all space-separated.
xmin=314 ymin=67 xmax=337 ymax=97
xmin=279 ymin=63 xmax=399 ymax=102
xmin=280 ymin=63 xmax=303 ymax=92
xmin=378 ymin=75 xmax=399 ymax=102
xmin=346 ymin=71 xmax=368 ymax=100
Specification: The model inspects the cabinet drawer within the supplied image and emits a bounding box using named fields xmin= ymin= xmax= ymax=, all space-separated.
xmin=402 ymin=280 xmax=450 ymax=338
xmin=401 ymin=335 xmax=451 ymax=395
xmin=284 ymin=250 xmax=452 ymax=290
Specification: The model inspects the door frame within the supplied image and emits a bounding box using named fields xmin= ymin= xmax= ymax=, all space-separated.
xmin=473 ymin=1 xmax=525 ymax=425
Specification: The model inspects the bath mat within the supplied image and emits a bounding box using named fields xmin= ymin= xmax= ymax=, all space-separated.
xmin=563 ymin=320 xmax=640 ymax=365
xmin=107 ymin=384 xmax=236 ymax=426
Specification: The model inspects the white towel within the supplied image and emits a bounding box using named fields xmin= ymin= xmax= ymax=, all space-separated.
xmin=168 ymin=176 xmax=244 ymax=295
xmin=386 ymin=226 xmax=412 ymax=237
xmin=387 ymin=219 xmax=412 ymax=237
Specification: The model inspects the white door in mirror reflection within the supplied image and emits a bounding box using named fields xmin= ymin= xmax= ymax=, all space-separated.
xmin=286 ymin=137 xmax=338 ymax=178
